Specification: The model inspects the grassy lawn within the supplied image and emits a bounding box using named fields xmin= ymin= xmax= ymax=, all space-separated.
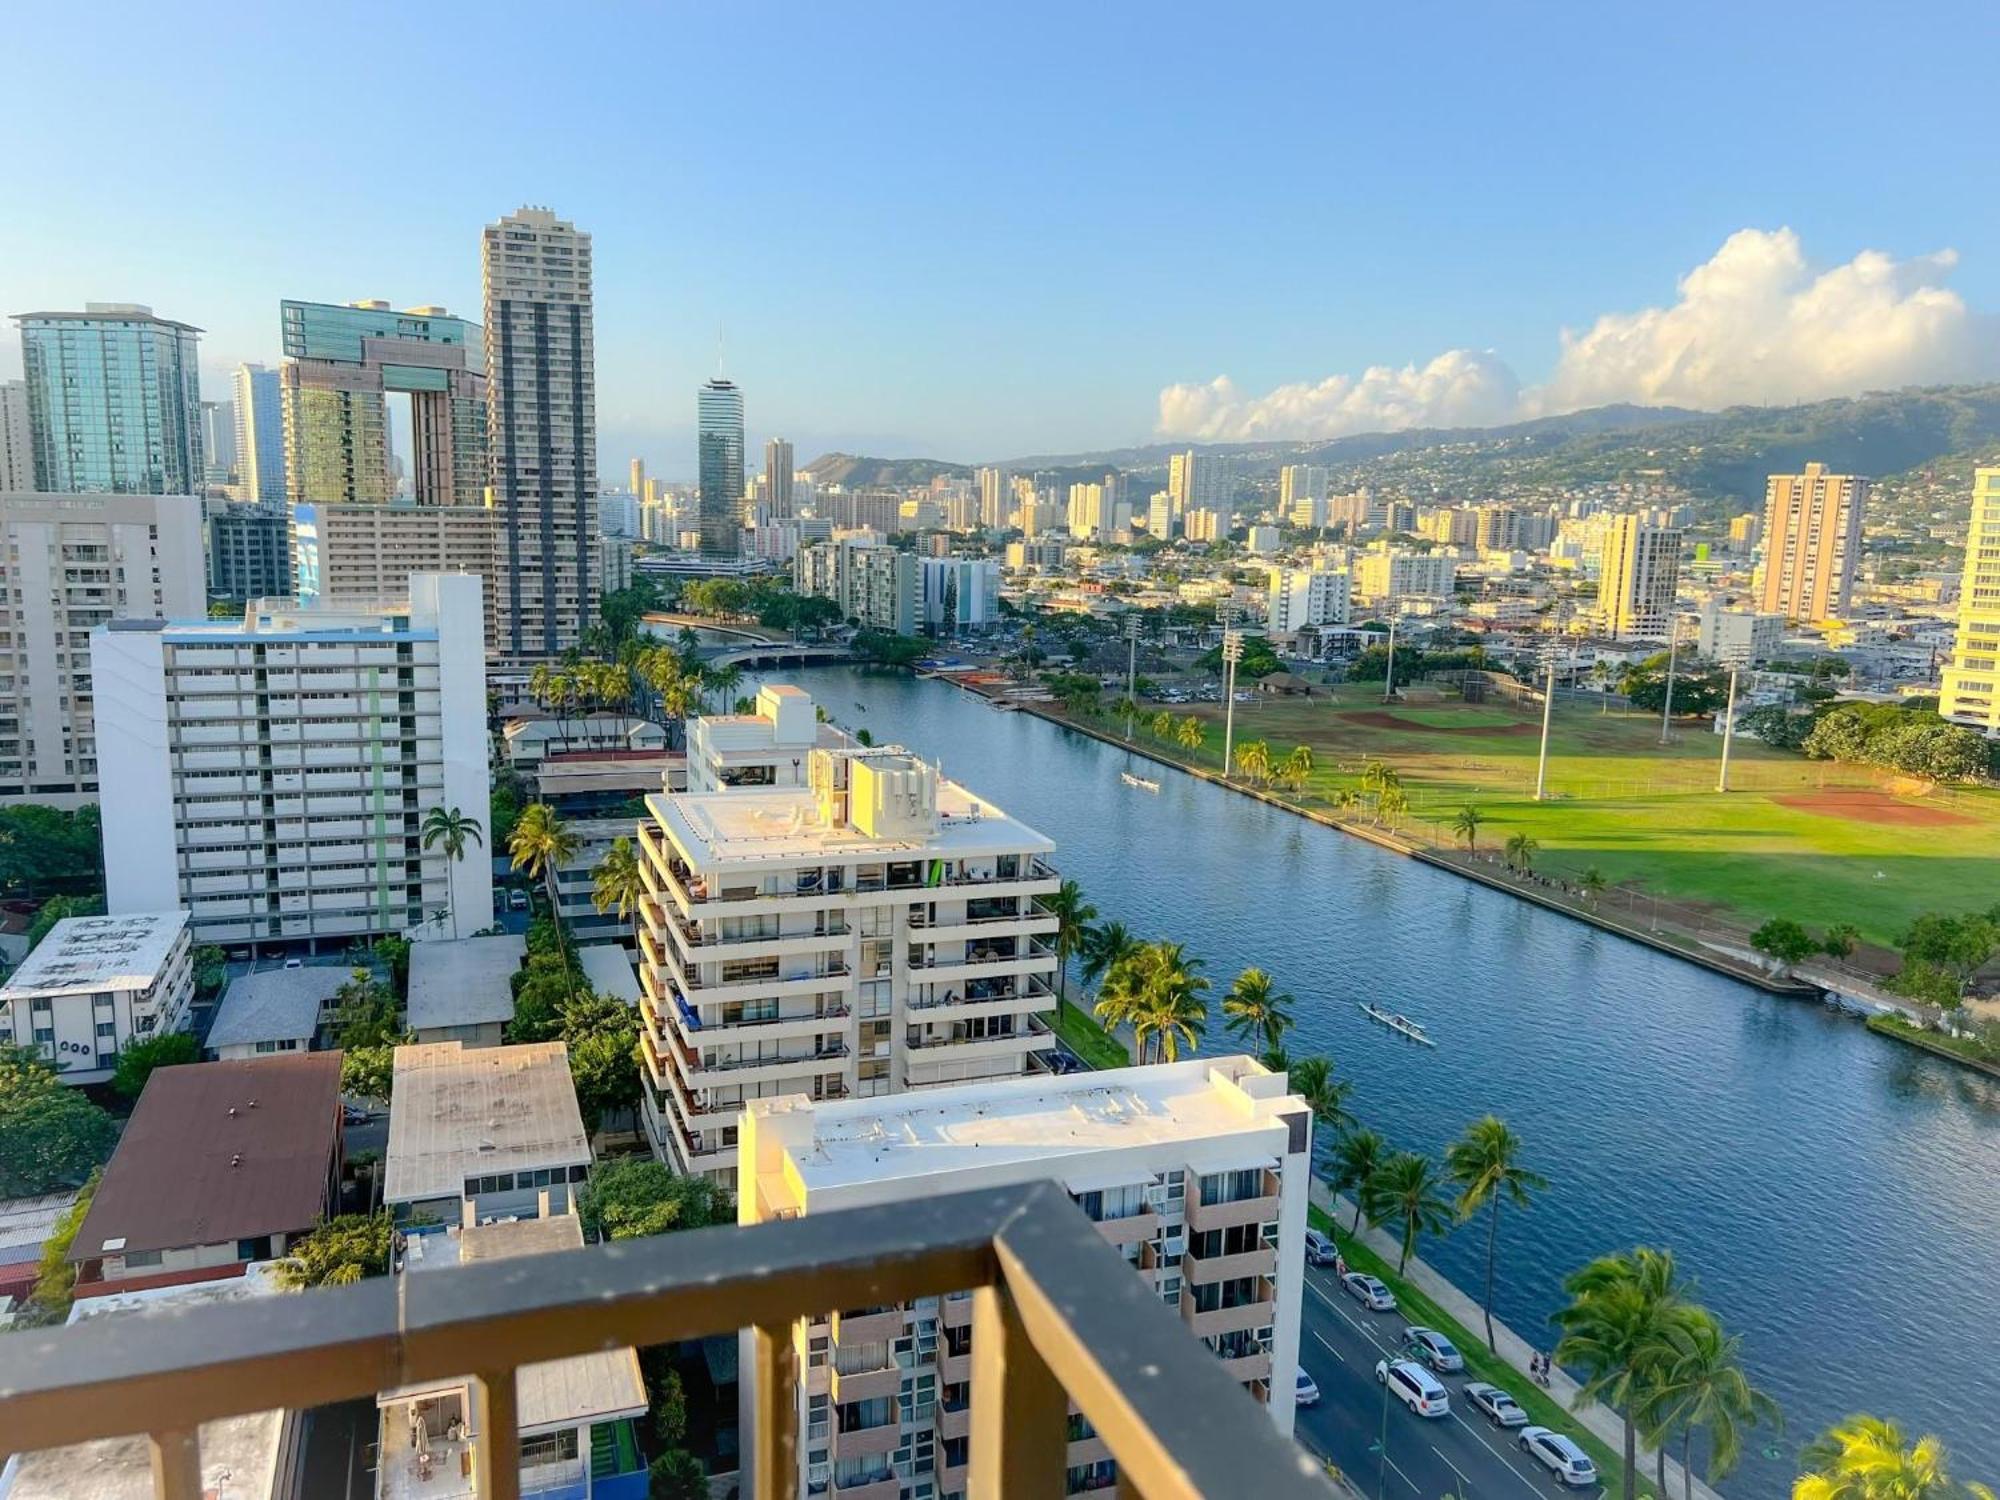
xmin=1308 ymin=1203 xmax=1640 ymax=1500
xmin=1052 ymin=997 xmax=1131 ymax=1069
xmin=1117 ymin=687 xmax=2000 ymax=946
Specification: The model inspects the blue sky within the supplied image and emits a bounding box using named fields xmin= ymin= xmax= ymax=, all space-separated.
xmin=5 ymin=1 xmax=1996 ymax=470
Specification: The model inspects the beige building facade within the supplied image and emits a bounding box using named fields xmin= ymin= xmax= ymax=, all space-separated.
xmin=1758 ymin=463 xmax=1867 ymax=622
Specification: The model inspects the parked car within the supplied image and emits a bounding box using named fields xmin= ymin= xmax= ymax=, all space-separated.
xmin=1401 ymin=1326 xmax=1464 ymax=1373
xmin=509 ymin=889 xmax=530 ymax=910
xmin=342 ymin=1104 xmax=372 ymax=1126
xmin=1519 ymin=1428 xmax=1598 ymax=1487
xmin=1340 ymin=1271 xmax=1397 ymax=1311
xmin=1304 ymin=1228 xmax=1338 ymax=1267
xmin=283 ymin=957 xmax=304 ymax=969
xmin=1374 ymin=1359 xmax=1450 ymax=1418
xmin=1294 ymin=1369 xmax=1320 ymax=1407
xmin=1463 ymin=1382 xmax=1529 ymax=1428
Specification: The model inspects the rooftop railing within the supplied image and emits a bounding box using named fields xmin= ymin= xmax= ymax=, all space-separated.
xmin=0 ymin=1183 xmax=1332 ymax=1500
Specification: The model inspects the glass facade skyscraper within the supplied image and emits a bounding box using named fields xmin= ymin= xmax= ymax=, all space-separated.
xmin=14 ymin=304 xmax=203 ymax=494
xmin=697 ymin=378 xmax=744 ymax=553
xmin=232 ymin=363 xmax=287 ymax=501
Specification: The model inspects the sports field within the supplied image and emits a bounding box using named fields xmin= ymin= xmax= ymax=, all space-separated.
xmin=1126 ymin=686 xmax=2000 ymax=948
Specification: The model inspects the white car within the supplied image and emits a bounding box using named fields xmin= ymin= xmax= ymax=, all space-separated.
xmin=1519 ymin=1427 xmax=1598 ymax=1487
xmin=1375 ymin=1358 xmax=1449 ymax=1418
xmin=1401 ymin=1325 xmax=1464 ymax=1373
xmin=1463 ymin=1381 xmax=1529 ymax=1428
xmin=1304 ymin=1228 xmax=1338 ymax=1267
xmin=1294 ymin=1369 xmax=1320 ymax=1407
xmin=1341 ymin=1271 xmax=1397 ymax=1311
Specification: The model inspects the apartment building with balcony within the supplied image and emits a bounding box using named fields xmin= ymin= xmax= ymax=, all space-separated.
xmin=0 ymin=910 xmax=193 ymax=1085
xmin=687 ymin=683 xmax=850 ymax=793
xmin=91 ymin=572 xmax=492 ymax=952
xmin=635 ymin=745 xmax=1060 ymax=1188
xmin=739 ymin=1057 xmax=1310 ymax=1498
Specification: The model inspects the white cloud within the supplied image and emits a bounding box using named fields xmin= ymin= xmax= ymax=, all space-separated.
xmin=1156 ymin=229 xmax=1995 ymax=442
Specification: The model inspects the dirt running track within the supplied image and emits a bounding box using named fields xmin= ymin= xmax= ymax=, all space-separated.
xmin=1774 ymin=789 xmax=1977 ymax=827
xmin=1342 ymin=709 xmax=1540 ymax=737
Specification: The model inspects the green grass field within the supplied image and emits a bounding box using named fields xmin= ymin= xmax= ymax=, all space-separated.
xmin=1121 ymin=687 xmax=2000 ymax=947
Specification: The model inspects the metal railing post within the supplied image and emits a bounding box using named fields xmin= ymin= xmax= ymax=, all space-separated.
xmin=472 ymin=1369 xmax=522 ymax=1500
xmin=147 ymin=1428 xmax=201 ymax=1500
xmin=969 ymin=1281 xmax=1066 ymax=1499
xmin=752 ymin=1321 xmax=800 ymax=1500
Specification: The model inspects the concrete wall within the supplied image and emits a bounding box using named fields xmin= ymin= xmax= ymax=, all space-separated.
xmin=93 ymin=626 xmax=181 ymax=915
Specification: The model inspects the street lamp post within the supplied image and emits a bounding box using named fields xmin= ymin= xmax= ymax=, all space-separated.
xmin=1534 ymin=648 xmax=1557 ymax=802
xmin=1221 ymin=629 xmax=1244 ymax=778
xmin=1717 ymin=665 xmax=1740 ymax=792
xmin=1659 ymin=613 xmax=1683 ymax=746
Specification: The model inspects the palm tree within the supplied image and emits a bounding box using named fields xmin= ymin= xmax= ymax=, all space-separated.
xmin=1333 ymin=787 xmax=1363 ymax=814
xmin=1281 ymin=744 xmax=1314 ymax=792
xmin=1222 ymin=967 xmax=1295 ymax=1057
xmin=1554 ymin=1247 xmax=1691 ymax=1500
xmin=1505 ymin=831 xmax=1540 ymax=873
xmin=419 ymin=805 xmax=484 ymax=940
xmin=1377 ymin=784 xmax=1410 ymax=827
xmin=703 ymin=661 xmax=745 ymax=714
xmin=1285 ymin=1055 xmax=1355 ymax=1145
xmin=1106 ymin=941 xmax=1208 ymax=1063
xmin=1795 ymin=1415 xmax=1991 ymax=1500
xmin=510 ymin=803 xmax=580 ymax=986
xmin=1175 ymin=715 xmax=1204 ymax=755
xmin=1330 ymin=1128 xmax=1387 ymax=1238
xmin=1361 ymin=1150 xmax=1454 ymax=1274
xmin=1638 ymin=1306 xmax=1780 ymax=1500
xmin=1446 ymin=1115 xmax=1548 ymax=1352
xmin=1040 ymin=879 xmax=1097 ymax=1023
xmin=1360 ymin=759 xmax=1400 ymax=798
xmin=591 ymin=836 xmax=645 ymax=923
xmin=1452 ymin=805 xmax=1484 ymax=853
xmin=1080 ymin=919 xmax=1142 ymax=993
xmin=1580 ymin=866 xmax=1608 ymax=904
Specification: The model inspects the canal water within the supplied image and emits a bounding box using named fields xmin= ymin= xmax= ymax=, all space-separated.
xmin=753 ymin=662 xmax=2000 ymax=1497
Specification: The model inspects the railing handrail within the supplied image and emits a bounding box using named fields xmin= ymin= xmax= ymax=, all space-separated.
xmin=0 ymin=1182 xmax=1332 ymax=1500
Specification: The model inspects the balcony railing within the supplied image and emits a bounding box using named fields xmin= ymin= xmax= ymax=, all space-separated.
xmin=0 ymin=1184 xmax=1333 ymax=1500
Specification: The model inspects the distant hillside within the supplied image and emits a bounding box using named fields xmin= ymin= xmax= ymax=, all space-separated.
xmin=814 ymin=386 xmax=2000 ymax=503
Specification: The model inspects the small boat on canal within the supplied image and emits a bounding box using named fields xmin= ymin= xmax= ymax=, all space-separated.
xmin=1359 ymin=1001 xmax=1435 ymax=1046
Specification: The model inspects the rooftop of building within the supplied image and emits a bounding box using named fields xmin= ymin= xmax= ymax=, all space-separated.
xmin=12 ymin=304 xmax=203 ymax=333
xmin=206 ymin=966 xmax=346 ymax=1049
xmin=406 ymin=935 xmax=527 ymax=1034
xmin=577 ymin=945 xmax=639 ymax=1006
xmin=0 ymin=911 xmax=187 ymax=1000
xmin=70 ymin=1056 xmax=342 ymax=1260
xmin=651 ymin=763 xmax=1054 ymax=867
xmin=0 ymin=1267 xmax=289 ymax=1500
xmin=385 ymin=1216 xmax=645 ymax=1431
xmin=754 ymin=1057 xmax=1297 ymax=1197
xmin=0 ymin=1189 xmax=82 ymax=1270
xmin=382 ymin=1042 xmax=590 ymax=1206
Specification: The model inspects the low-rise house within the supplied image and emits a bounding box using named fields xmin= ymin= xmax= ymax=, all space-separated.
xmin=0 ymin=910 xmax=193 ymax=1085
xmin=502 ymin=714 xmax=667 ymax=773
xmin=382 ymin=1041 xmax=591 ymax=1226
xmin=206 ymin=965 xmax=347 ymax=1059
xmin=67 ymin=1055 xmax=343 ymax=1293
xmin=406 ymin=934 xmax=528 ymax=1047
xmin=578 ymin=944 xmax=640 ymax=1006
xmin=376 ymin=1216 xmax=647 ymax=1500
xmin=0 ymin=1189 xmax=80 ymax=1305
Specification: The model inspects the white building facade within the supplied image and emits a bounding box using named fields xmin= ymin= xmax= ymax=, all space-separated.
xmin=919 ymin=556 xmax=1001 ymax=633
xmin=1265 ymin=566 xmax=1351 ymax=633
xmin=636 ymin=747 xmax=1060 ymax=1188
xmin=93 ymin=573 xmax=492 ymax=952
xmin=0 ymin=911 xmax=193 ymax=1085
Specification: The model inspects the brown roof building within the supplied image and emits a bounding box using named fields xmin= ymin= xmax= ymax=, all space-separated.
xmin=68 ymin=1053 xmax=343 ymax=1294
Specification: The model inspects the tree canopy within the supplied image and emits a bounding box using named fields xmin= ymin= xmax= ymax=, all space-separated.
xmin=111 ymin=1031 xmax=201 ymax=1100
xmin=579 ymin=1158 xmax=734 ymax=1241
xmin=0 ymin=1043 xmax=117 ymax=1196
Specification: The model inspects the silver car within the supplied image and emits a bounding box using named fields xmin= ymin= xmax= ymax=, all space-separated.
xmin=1340 ymin=1271 xmax=1397 ymax=1311
xmin=1463 ymin=1381 xmax=1528 ymax=1428
xmin=1519 ymin=1427 xmax=1598 ymax=1488
xmin=1402 ymin=1325 xmax=1464 ymax=1373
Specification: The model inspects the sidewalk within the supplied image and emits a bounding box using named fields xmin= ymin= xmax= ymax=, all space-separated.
xmin=1312 ymin=1182 xmax=1727 ymax=1500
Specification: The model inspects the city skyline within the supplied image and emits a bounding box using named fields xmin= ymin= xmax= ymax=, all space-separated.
xmin=5 ymin=4 xmax=2000 ymax=466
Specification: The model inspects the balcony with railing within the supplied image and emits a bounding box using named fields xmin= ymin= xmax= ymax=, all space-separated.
xmin=1184 ymin=1167 xmax=1282 ymax=1233
xmin=0 ymin=1183 xmax=1331 ymax=1500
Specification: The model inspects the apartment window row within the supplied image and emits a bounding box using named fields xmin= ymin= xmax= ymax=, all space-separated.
xmin=464 ymin=1165 xmax=586 ymax=1197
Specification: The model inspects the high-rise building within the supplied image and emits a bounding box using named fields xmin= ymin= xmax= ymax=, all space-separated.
xmin=484 ymin=207 xmax=598 ymax=659
xmin=920 ymin=556 xmax=1002 ymax=633
xmin=15 ymin=304 xmax=203 ymax=493
xmin=698 ymin=379 xmax=746 ymax=552
xmin=1598 ymin=514 xmax=1682 ymax=640
xmin=1940 ymin=467 xmax=2000 ymax=733
xmin=765 ymin=437 xmax=795 ymax=518
xmin=201 ymin=400 xmax=237 ymax=488
xmin=95 ymin=573 xmax=493 ymax=950
xmin=1148 ymin=492 xmax=1178 ymax=539
xmin=795 ymin=538 xmax=918 ymax=634
xmin=1697 ymin=601 xmax=1784 ymax=669
xmin=739 ymin=1056 xmax=1310 ymax=1495
xmin=0 ymin=381 xmax=32 ymax=492
xmin=1266 ymin=566 xmax=1351 ymax=633
xmin=1728 ymin=512 xmax=1762 ymax=552
xmin=290 ymin=501 xmax=500 ymax=643
xmin=635 ymin=742 xmax=1060 ymax=1186
xmin=205 ymin=498 xmax=293 ymax=602
xmin=1757 ymin=463 xmax=1867 ymax=623
xmin=1279 ymin=464 xmax=1327 ymax=512
xmin=232 ymin=363 xmax=287 ymax=503
xmin=629 ymin=457 xmax=645 ymax=505
xmin=0 ymin=492 xmax=207 ymax=805
xmin=1169 ymin=450 xmax=1227 ymax=512
xmin=976 ymin=466 xmax=1009 ymax=530
xmin=1350 ymin=545 xmax=1456 ymax=605
xmin=278 ymin=301 xmax=485 ymax=507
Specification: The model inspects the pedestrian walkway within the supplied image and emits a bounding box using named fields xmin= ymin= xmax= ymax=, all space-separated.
xmin=1312 ymin=1183 xmax=1729 ymax=1500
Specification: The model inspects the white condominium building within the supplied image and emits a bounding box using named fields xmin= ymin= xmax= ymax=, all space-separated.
xmin=1266 ymin=566 xmax=1352 ymax=633
xmin=1350 ymin=545 xmax=1456 ymax=605
xmin=1941 ymin=467 xmax=2000 ymax=732
xmin=92 ymin=573 xmax=492 ymax=952
xmin=636 ymin=747 xmax=1060 ymax=1188
xmin=0 ymin=492 xmax=207 ymax=806
xmin=1598 ymin=514 xmax=1683 ymax=641
xmin=0 ymin=910 xmax=193 ymax=1085
xmin=688 ymin=684 xmax=851 ymax=792
xmin=739 ymin=1057 xmax=1310 ymax=1498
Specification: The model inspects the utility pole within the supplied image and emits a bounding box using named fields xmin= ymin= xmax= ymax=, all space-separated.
xmin=1717 ymin=666 xmax=1740 ymax=792
xmin=1123 ymin=614 xmax=1140 ymax=743
xmin=1659 ymin=613 xmax=1682 ymax=746
xmin=1382 ymin=612 xmax=1399 ymax=703
xmin=1534 ymin=650 xmax=1557 ymax=801
xmin=1221 ymin=629 xmax=1244 ymax=778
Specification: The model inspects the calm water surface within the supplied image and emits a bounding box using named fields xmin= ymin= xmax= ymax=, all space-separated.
xmin=756 ymin=663 xmax=2000 ymax=1497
